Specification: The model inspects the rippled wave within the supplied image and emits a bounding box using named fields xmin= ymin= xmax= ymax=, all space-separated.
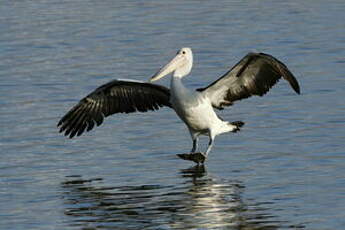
xmin=61 ymin=166 xmax=297 ymax=229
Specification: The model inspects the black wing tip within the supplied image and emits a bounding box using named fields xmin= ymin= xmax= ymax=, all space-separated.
xmin=58 ymin=120 xmax=91 ymax=139
xmin=258 ymin=52 xmax=301 ymax=95
xmin=281 ymin=64 xmax=301 ymax=95
xmin=281 ymin=67 xmax=300 ymax=95
xmin=294 ymin=83 xmax=301 ymax=94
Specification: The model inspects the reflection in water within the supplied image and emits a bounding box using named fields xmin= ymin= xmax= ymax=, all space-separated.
xmin=61 ymin=167 xmax=290 ymax=229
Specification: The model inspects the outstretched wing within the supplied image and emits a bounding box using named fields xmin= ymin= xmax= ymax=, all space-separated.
xmin=197 ymin=52 xmax=300 ymax=109
xmin=57 ymin=79 xmax=171 ymax=138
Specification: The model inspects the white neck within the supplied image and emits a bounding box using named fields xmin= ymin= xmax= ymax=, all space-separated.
xmin=173 ymin=67 xmax=189 ymax=78
xmin=171 ymin=75 xmax=182 ymax=86
xmin=171 ymin=75 xmax=188 ymax=94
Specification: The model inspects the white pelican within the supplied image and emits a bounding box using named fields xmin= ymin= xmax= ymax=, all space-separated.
xmin=58 ymin=48 xmax=300 ymax=164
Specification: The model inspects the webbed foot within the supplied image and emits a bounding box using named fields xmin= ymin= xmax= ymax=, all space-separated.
xmin=231 ymin=121 xmax=245 ymax=133
xmin=177 ymin=152 xmax=206 ymax=164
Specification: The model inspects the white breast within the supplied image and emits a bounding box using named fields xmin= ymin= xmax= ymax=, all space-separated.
xmin=170 ymin=77 xmax=223 ymax=133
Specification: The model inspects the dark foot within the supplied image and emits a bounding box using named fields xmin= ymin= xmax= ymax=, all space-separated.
xmin=231 ymin=121 xmax=245 ymax=133
xmin=177 ymin=152 xmax=206 ymax=164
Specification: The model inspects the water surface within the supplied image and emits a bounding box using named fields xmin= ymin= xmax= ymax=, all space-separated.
xmin=1 ymin=0 xmax=345 ymax=229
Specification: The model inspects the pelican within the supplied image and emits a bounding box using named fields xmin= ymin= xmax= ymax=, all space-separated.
xmin=58 ymin=48 xmax=300 ymax=164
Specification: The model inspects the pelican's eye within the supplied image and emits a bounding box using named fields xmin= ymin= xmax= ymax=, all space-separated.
xmin=182 ymin=51 xmax=186 ymax=54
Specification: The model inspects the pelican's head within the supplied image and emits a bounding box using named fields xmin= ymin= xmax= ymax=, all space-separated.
xmin=150 ymin=47 xmax=193 ymax=82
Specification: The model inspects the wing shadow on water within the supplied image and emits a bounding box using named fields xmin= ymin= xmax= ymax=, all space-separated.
xmin=61 ymin=166 xmax=294 ymax=230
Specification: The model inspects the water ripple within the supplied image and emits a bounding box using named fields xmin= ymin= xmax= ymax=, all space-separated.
xmin=61 ymin=166 xmax=298 ymax=230
xmin=1 ymin=0 xmax=344 ymax=229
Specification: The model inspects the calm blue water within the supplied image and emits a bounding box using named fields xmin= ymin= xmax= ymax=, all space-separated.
xmin=1 ymin=1 xmax=345 ymax=229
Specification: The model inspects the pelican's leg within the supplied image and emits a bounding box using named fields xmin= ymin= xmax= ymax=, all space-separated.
xmin=191 ymin=137 xmax=199 ymax=153
xmin=177 ymin=134 xmax=201 ymax=163
xmin=203 ymin=134 xmax=215 ymax=158
xmin=189 ymin=131 xmax=200 ymax=154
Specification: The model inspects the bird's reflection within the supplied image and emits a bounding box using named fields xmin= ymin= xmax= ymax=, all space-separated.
xmin=61 ymin=168 xmax=289 ymax=230
xmin=177 ymin=165 xmax=244 ymax=229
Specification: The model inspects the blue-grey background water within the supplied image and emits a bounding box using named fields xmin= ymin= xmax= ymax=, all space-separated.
xmin=1 ymin=0 xmax=344 ymax=229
